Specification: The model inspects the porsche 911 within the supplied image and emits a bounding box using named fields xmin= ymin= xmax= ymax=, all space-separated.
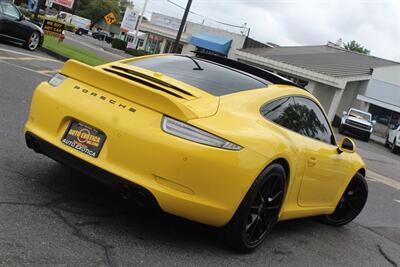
xmin=25 ymin=53 xmax=368 ymax=252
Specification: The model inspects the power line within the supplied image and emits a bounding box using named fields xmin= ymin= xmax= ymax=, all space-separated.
xmin=165 ymin=0 xmax=248 ymax=30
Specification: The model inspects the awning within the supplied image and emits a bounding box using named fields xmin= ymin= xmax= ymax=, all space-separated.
xmin=190 ymin=32 xmax=232 ymax=55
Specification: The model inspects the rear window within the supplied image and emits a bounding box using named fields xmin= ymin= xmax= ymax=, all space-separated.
xmin=127 ymin=55 xmax=270 ymax=96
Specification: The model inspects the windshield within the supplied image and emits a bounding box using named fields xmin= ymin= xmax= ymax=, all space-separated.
xmin=349 ymin=110 xmax=371 ymax=122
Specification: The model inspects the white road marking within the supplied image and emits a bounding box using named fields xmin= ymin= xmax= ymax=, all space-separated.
xmin=0 ymin=59 xmax=52 ymax=77
xmin=367 ymin=170 xmax=400 ymax=190
xmin=36 ymin=69 xmax=60 ymax=74
xmin=0 ymin=47 xmax=61 ymax=62
xmin=394 ymin=199 xmax=400 ymax=204
xmin=0 ymin=56 xmax=16 ymax=60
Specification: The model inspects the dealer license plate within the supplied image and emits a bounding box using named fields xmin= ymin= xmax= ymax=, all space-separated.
xmin=61 ymin=121 xmax=106 ymax=158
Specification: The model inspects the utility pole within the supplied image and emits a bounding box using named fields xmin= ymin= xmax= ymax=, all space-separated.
xmin=33 ymin=0 xmax=44 ymax=21
xmin=133 ymin=0 xmax=149 ymax=49
xmin=171 ymin=0 xmax=192 ymax=53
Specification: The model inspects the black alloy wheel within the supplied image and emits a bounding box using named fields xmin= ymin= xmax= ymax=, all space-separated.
xmin=223 ymin=164 xmax=286 ymax=252
xmin=321 ymin=173 xmax=368 ymax=226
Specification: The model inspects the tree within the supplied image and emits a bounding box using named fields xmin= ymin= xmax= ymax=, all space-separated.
xmin=344 ymin=40 xmax=370 ymax=55
xmin=75 ymin=0 xmax=122 ymax=23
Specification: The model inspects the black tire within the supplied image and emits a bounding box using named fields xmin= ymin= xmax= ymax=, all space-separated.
xmin=338 ymin=124 xmax=344 ymax=134
xmin=76 ymin=29 xmax=83 ymax=35
xmin=384 ymin=137 xmax=390 ymax=148
xmin=320 ymin=173 xmax=368 ymax=226
xmin=391 ymin=138 xmax=399 ymax=154
xmin=24 ymin=31 xmax=40 ymax=51
xmin=222 ymin=163 xmax=286 ymax=252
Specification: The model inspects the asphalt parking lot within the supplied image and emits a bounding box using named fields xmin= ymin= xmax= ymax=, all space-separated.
xmin=0 ymin=41 xmax=399 ymax=266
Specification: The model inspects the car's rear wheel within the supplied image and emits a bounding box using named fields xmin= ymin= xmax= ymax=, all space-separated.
xmin=320 ymin=173 xmax=367 ymax=226
xmin=25 ymin=31 xmax=40 ymax=51
xmin=222 ymin=163 xmax=286 ymax=252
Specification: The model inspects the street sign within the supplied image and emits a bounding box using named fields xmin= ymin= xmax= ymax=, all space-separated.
xmin=120 ymin=7 xmax=138 ymax=32
xmin=104 ymin=12 xmax=117 ymax=25
xmin=42 ymin=19 xmax=65 ymax=37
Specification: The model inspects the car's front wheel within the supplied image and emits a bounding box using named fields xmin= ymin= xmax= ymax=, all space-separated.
xmin=338 ymin=124 xmax=344 ymax=134
xmin=25 ymin=31 xmax=40 ymax=51
xmin=385 ymin=136 xmax=390 ymax=148
xmin=363 ymin=133 xmax=370 ymax=142
xmin=222 ymin=163 xmax=286 ymax=252
xmin=391 ymin=138 xmax=399 ymax=154
xmin=320 ymin=173 xmax=368 ymax=226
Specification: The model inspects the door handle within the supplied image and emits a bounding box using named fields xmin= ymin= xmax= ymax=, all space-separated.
xmin=308 ymin=157 xmax=317 ymax=167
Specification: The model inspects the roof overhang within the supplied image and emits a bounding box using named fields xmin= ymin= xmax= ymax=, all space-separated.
xmin=235 ymin=50 xmax=372 ymax=89
xmin=191 ymin=32 xmax=232 ymax=55
xmin=357 ymin=94 xmax=400 ymax=113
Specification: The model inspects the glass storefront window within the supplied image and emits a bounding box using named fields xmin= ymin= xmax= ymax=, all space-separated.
xmin=369 ymin=104 xmax=400 ymax=126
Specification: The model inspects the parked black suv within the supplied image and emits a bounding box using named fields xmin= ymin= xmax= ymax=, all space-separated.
xmin=0 ymin=1 xmax=44 ymax=50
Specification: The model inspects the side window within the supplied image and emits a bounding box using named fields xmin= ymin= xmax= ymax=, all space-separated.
xmin=293 ymin=97 xmax=333 ymax=144
xmin=261 ymin=97 xmax=300 ymax=132
xmin=0 ymin=3 xmax=20 ymax=19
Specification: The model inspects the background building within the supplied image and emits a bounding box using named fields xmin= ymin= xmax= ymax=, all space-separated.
xmin=235 ymin=43 xmax=400 ymax=137
xmin=137 ymin=13 xmax=267 ymax=58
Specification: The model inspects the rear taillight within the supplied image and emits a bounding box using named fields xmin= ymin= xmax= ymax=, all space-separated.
xmin=162 ymin=116 xmax=242 ymax=151
xmin=48 ymin=73 xmax=67 ymax=87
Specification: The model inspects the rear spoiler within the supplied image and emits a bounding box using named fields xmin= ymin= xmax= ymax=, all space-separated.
xmin=60 ymin=60 xmax=198 ymax=121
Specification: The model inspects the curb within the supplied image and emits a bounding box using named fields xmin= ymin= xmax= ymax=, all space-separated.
xmin=39 ymin=46 xmax=69 ymax=62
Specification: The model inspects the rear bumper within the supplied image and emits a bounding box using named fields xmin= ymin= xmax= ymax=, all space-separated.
xmin=341 ymin=123 xmax=371 ymax=136
xmin=25 ymin=131 xmax=158 ymax=207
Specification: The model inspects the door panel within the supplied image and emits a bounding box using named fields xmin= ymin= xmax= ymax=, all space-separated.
xmin=299 ymin=138 xmax=351 ymax=207
xmin=291 ymin=96 xmax=352 ymax=207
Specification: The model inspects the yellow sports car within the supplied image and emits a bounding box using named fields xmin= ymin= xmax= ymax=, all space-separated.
xmin=25 ymin=53 xmax=368 ymax=252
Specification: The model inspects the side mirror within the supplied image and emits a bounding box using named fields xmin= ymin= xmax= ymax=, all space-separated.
xmin=343 ymin=111 xmax=347 ymax=116
xmin=372 ymin=120 xmax=376 ymax=125
xmin=338 ymin=137 xmax=356 ymax=154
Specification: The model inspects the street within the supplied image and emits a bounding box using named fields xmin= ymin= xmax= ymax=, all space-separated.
xmin=0 ymin=41 xmax=399 ymax=266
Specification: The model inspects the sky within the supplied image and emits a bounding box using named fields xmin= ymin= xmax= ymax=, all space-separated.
xmin=131 ymin=0 xmax=400 ymax=62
